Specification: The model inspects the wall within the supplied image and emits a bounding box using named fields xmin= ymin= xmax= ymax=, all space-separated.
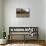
xmin=0 ymin=0 xmax=3 ymax=38
xmin=32 ymin=0 xmax=45 ymax=40
xmin=45 ymin=0 xmax=46 ymax=40
xmin=3 ymin=0 xmax=45 ymax=40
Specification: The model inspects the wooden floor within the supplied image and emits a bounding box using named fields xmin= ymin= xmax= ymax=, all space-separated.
xmin=0 ymin=44 xmax=43 ymax=46
xmin=0 ymin=40 xmax=46 ymax=46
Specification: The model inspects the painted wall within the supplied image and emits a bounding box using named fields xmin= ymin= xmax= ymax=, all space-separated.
xmin=32 ymin=0 xmax=45 ymax=40
xmin=0 ymin=0 xmax=3 ymax=38
xmin=45 ymin=0 xmax=46 ymax=40
xmin=3 ymin=0 xmax=45 ymax=40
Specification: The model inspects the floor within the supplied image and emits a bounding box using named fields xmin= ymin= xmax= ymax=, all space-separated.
xmin=0 ymin=44 xmax=42 ymax=46
xmin=0 ymin=40 xmax=46 ymax=46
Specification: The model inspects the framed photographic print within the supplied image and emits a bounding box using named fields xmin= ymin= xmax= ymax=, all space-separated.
xmin=16 ymin=8 xmax=30 ymax=17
